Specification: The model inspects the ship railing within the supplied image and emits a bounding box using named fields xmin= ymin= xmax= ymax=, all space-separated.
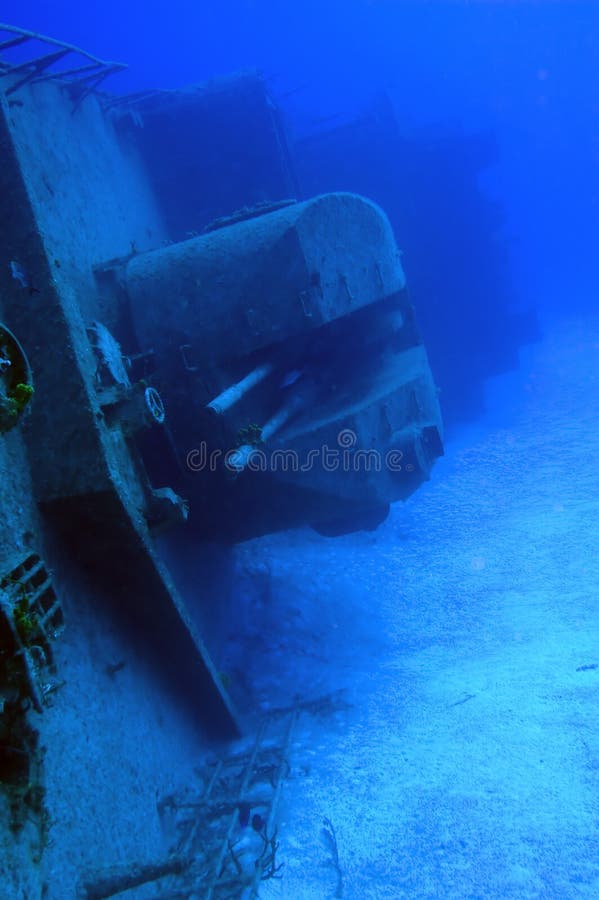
xmin=0 ymin=23 xmax=126 ymax=109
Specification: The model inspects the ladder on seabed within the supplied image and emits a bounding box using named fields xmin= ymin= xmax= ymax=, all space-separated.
xmin=81 ymin=693 xmax=348 ymax=899
xmin=197 ymin=707 xmax=298 ymax=898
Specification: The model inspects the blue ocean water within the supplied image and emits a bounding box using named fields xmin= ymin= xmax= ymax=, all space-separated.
xmin=1 ymin=2 xmax=597 ymax=897
xmin=12 ymin=0 xmax=598 ymax=320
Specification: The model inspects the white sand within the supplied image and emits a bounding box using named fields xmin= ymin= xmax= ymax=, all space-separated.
xmin=243 ymin=315 xmax=599 ymax=898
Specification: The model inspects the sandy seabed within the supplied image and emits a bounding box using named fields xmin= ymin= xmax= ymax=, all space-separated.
xmin=248 ymin=315 xmax=599 ymax=899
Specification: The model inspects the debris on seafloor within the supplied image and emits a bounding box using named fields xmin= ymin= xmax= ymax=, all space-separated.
xmin=321 ymin=815 xmax=344 ymax=899
xmin=80 ymin=707 xmax=296 ymax=898
xmin=79 ymin=693 xmax=351 ymax=898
